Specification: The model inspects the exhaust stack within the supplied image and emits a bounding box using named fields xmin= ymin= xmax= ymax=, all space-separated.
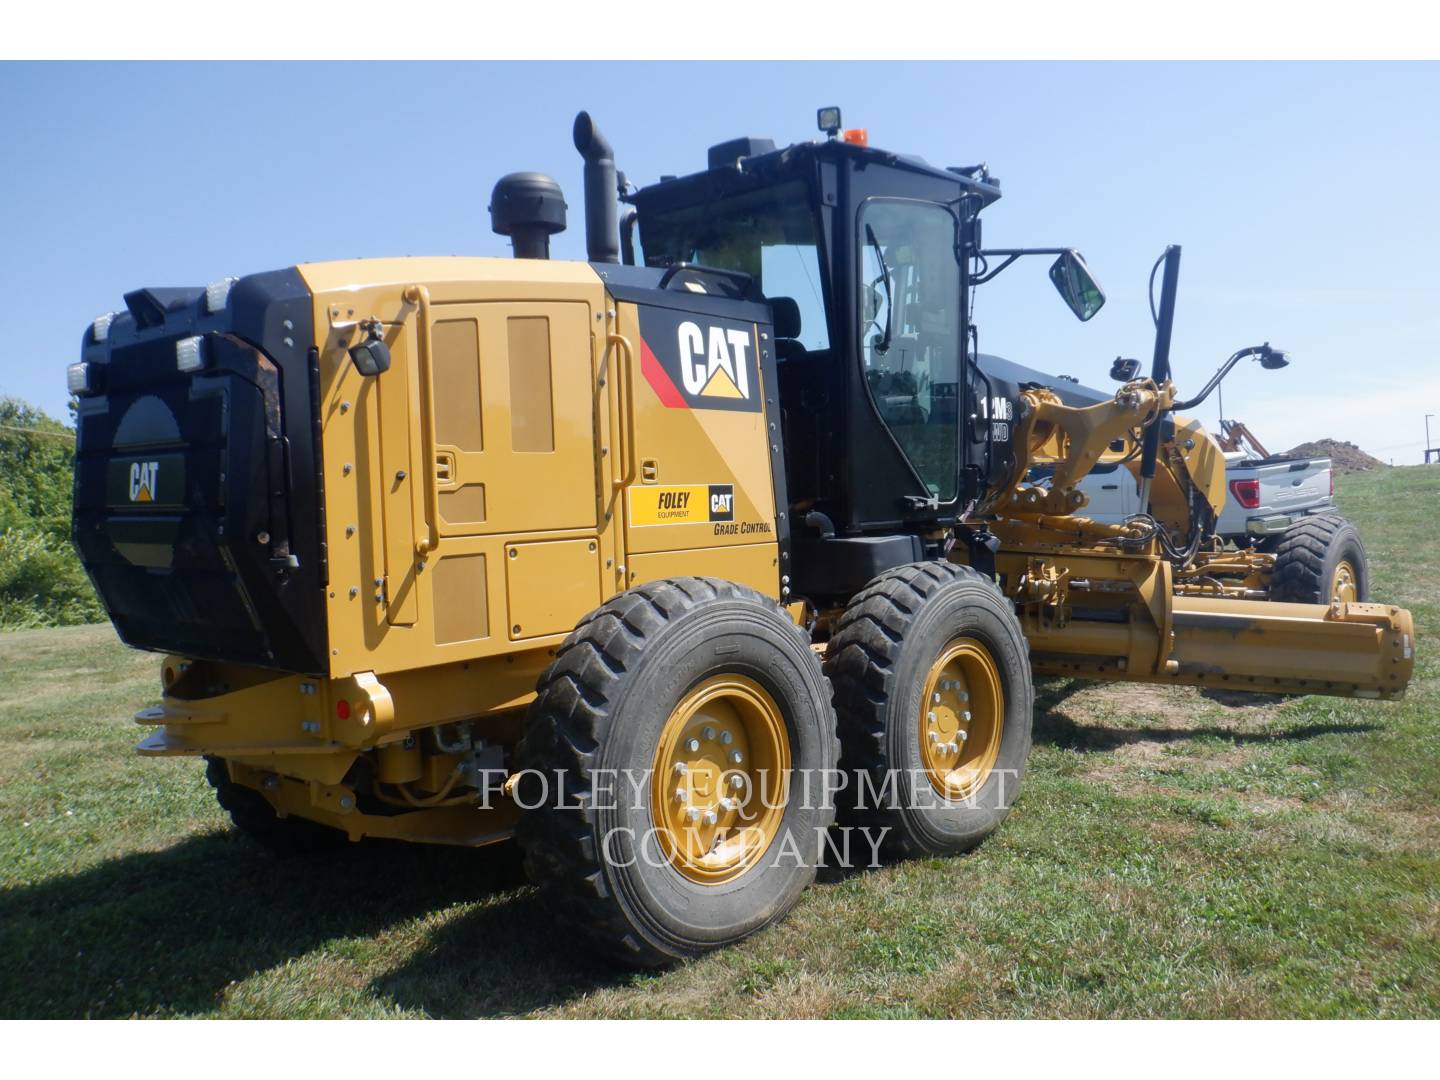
xmin=573 ymin=111 xmax=620 ymax=264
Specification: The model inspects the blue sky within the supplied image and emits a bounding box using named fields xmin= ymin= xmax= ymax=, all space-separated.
xmin=3 ymin=61 xmax=1437 ymax=459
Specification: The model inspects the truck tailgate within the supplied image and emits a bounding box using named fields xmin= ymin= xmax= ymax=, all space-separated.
xmin=1257 ymin=457 xmax=1331 ymax=513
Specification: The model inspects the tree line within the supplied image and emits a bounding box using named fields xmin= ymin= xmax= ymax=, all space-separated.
xmin=0 ymin=398 xmax=104 ymax=629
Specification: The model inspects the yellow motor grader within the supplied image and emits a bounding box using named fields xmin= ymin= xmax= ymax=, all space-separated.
xmin=69 ymin=108 xmax=1414 ymax=966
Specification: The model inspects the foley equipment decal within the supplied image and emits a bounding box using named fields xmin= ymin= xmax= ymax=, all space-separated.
xmin=630 ymin=484 xmax=736 ymax=526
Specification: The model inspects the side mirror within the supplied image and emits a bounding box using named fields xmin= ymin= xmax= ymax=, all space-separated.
xmin=1110 ymin=356 xmax=1141 ymax=382
xmin=1049 ymin=250 xmax=1106 ymax=322
xmin=348 ymin=320 xmax=391 ymax=377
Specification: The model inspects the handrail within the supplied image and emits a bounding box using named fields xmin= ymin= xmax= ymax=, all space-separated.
xmin=607 ymin=332 xmax=638 ymax=490
xmin=600 ymin=335 xmax=622 ymax=489
xmin=402 ymin=284 xmax=440 ymax=557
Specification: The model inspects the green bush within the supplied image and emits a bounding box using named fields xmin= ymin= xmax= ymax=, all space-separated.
xmin=0 ymin=398 xmax=104 ymax=629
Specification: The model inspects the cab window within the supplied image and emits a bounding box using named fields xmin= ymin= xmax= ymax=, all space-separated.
xmin=858 ymin=200 xmax=961 ymax=502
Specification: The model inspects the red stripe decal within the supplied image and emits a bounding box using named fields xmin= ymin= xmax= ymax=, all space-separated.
xmin=639 ymin=335 xmax=688 ymax=409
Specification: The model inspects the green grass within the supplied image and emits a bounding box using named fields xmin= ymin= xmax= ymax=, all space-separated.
xmin=1 ymin=467 xmax=1438 ymax=1018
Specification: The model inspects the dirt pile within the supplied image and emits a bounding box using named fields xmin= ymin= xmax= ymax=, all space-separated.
xmin=1283 ymin=438 xmax=1387 ymax=474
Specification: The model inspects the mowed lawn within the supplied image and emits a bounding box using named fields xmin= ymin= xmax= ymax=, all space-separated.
xmin=1 ymin=467 xmax=1436 ymax=1019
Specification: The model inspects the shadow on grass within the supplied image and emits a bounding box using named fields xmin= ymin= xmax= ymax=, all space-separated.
xmin=1033 ymin=678 xmax=1378 ymax=753
xmin=1198 ymin=687 xmax=1299 ymax=708
xmin=0 ymin=831 xmax=631 ymax=1018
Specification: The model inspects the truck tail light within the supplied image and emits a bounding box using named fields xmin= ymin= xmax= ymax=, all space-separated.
xmin=1229 ymin=478 xmax=1261 ymax=509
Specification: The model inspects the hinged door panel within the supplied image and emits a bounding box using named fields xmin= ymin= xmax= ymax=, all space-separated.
xmin=425 ymin=301 xmax=598 ymax=539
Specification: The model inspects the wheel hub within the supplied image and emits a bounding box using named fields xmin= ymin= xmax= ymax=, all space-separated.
xmin=1331 ymin=558 xmax=1358 ymax=604
xmin=918 ymin=639 xmax=1003 ymax=800
xmin=651 ymin=675 xmax=790 ymax=884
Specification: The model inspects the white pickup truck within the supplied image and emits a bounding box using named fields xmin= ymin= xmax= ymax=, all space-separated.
xmin=1070 ymin=452 xmax=1335 ymax=542
xmin=1214 ymin=453 xmax=1335 ymax=541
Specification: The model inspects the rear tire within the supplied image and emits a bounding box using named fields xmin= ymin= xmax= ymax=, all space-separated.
xmin=825 ymin=561 xmax=1033 ymax=858
xmin=203 ymin=757 xmax=348 ymax=856
xmin=515 ymin=578 xmax=839 ymax=967
xmin=1269 ymin=513 xmax=1369 ymax=604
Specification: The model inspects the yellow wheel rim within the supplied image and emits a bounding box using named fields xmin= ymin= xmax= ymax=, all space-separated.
xmin=918 ymin=639 xmax=1004 ymax=801
xmin=1331 ymin=559 xmax=1358 ymax=604
xmin=650 ymin=675 xmax=790 ymax=885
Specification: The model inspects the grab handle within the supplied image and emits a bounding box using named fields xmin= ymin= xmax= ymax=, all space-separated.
xmin=402 ymin=284 xmax=440 ymax=557
xmin=607 ymin=332 xmax=638 ymax=490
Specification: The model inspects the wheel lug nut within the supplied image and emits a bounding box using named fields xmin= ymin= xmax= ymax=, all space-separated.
xmin=959 ymin=692 xmax=970 ymax=702
xmin=962 ymin=711 xmax=972 ymax=721
xmin=674 ymin=787 xmax=686 ymax=802
xmin=730 ymin=750 xmax=743 ymax=765
xmin=958 ymin=729 xmax=968 ymax=741
xmin=673 ymin=762 xmax=688 ymax=775
xmin=933 ymin=692 xmax=941 ymax=704
xmin=730 ymin=774 xmax=744 ymax=789
xmin=928 ymin=731 xmax=939 ymax=743
xmin=703 ymin=809 xmax=718 ymax=825
xmin=702 ymin=726 xmax=716 ymax=740
xmin=927 ymin=711 xmax=937 ymax=724
xmin=685 ymin=808 xmax=700 ymax=823
xmin=720 ymin=731 xmax=733 ymax=745
xmin=686 ymin=738 xmax=700 ymax=753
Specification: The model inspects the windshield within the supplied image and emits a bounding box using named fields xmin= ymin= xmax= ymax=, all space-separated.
xmin=639 ymin=180 xmax=830 ymax=350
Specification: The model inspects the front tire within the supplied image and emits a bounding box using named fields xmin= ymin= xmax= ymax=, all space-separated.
xmin=826 ymin=561 xmax=1033 ymax=858
xmin=1269 ymin=513 xmax=1369 ymax=604
xmin=515 ymin=578 xmax=839 ymax=967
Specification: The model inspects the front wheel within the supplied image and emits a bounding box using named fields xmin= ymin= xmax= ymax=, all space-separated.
xmin=1269 ymin=514 xmax=1369 ymax=604
xmin=515 ymin=578 xmax=839 ymax=967
xmin=826 ymin=561 xmax=1034 ymax=858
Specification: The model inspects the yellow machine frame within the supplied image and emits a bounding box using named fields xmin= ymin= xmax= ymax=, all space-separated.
xmin=133 ymin=258 xmax=1415 ymax=847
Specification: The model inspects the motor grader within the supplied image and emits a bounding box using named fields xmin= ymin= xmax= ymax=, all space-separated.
xmin=69 ymin=108 xmax=1415 ymax=966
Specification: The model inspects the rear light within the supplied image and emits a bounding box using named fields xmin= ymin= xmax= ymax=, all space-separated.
xmin=66 ymin=361 xmax=95 ymax=396
xmin=175 ymin=335 xmax=207 ymax=373
xmin=204 ymin=277 xmax=237 ymax=314
xmin=1229 ymin=477 xmax=1261 ymax=509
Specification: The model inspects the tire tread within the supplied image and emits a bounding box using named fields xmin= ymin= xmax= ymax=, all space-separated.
xmin=824 ymin=561 xmax=1013 ymax=859
xmin=516 ymin=577 xmax=838 ymax=967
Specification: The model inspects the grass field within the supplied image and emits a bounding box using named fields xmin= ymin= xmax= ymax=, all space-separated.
xmin=1 ymin=466 xmax=1436 ymax=1019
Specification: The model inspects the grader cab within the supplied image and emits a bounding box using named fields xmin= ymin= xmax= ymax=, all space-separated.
xmin=69 ymin=108 xmax=1414 ymax=966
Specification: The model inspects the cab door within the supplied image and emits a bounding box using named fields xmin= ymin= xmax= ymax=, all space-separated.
xmin=857 ymin=198 xmax=964 ymax=506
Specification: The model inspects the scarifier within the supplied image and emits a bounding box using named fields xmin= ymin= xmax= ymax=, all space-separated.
xmin=69 ymin=108 xmax=1415 ymax=966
